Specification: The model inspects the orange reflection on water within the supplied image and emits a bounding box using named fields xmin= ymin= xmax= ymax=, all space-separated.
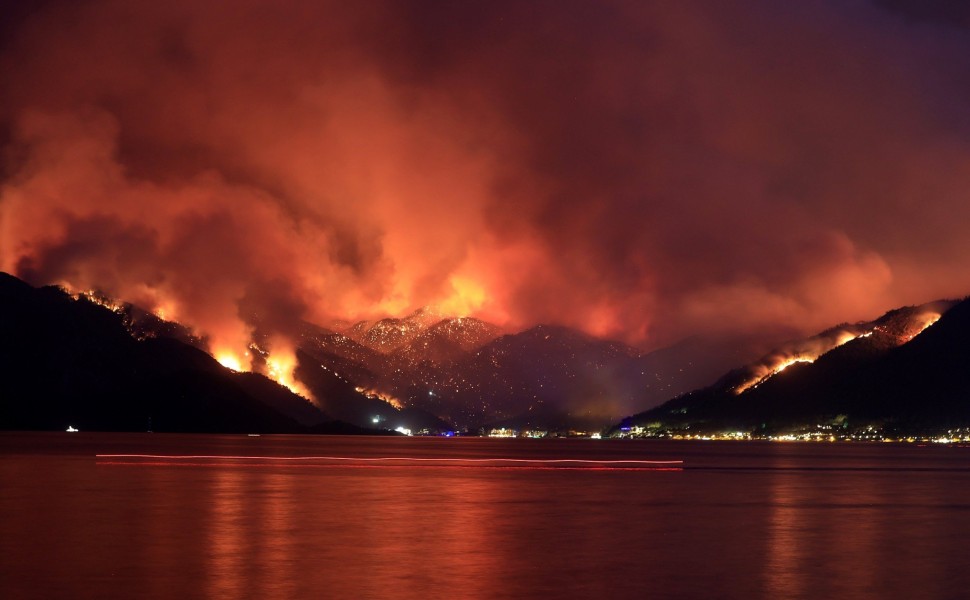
xmin=252 ymin=473 xmax=299 ymax=598
xmin=765 ymin=464 xmax=804 ymax=599
xmin=207 ymin=469 xmax=248 ymax=599
xmin=764 ymin=450 xmax=889 ymax=599
xmin=188 ymin=463 xmax=519 ymax=598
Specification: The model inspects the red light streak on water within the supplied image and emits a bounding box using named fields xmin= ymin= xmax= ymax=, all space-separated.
xmin=95 ymin=461 xmax=682 ymax=471
xmin=94 ymin=454 xmax=684 ymax=471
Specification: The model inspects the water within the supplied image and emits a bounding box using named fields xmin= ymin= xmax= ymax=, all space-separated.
xmin=2 ymin=433 xmax=969 ymax=599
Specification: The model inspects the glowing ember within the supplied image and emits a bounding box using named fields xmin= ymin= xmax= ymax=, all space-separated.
xmin=62 ymin=285 xmax=126 ymax=314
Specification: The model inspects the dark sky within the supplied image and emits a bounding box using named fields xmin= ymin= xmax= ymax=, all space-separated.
xmin=2 ymin=0 xmax=970 ymax=360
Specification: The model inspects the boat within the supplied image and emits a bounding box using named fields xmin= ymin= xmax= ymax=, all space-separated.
xmin=66 ymin=425 xmax=79 ymax=433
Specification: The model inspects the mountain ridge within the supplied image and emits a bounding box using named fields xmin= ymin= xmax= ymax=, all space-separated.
xmin=616 ymin=298 xmax=969 ymax=436
xmin=0 ymin=272 xmax=350 ymax=433
xmin=10 ymin=271 xmax=966 ymax=436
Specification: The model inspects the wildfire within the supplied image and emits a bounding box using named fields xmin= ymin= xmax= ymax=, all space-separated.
xmin=62 ymin=285 xmax=126 ymax=314
xmin=436 ymin=275 xmax=488 ymax=317
xmin=215 ymin=339 xmax=316 ymax=404
xmin=773 ymin=357 xmax=814 ymax=374
xmin=263 ymin=340 xmax=317 ymax=405
xmin=733 ymin=309 xmax=946 ymax=396
xmin=906 ymin=312 xmax=941 ymax=341
xmin=734 ymin=329 xmax=865 ymax=394
xmin=216 ymin=352 xmax=246 ymax=372
xmin=354 ymin=386 xmax=404 ymax=410
xmin=153 ymin=302 xmax=178 ymax=322
xmin=734 ymin=355 xmax=817 ymax=394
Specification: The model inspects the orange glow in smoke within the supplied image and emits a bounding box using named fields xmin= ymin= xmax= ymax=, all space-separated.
xmin=436 ymin=275 xmax=488 ymax=317
xmin=216 ymin=352 xmax=245 ymax=372
xmin=153 ymin=301 xmax=178 ymax=322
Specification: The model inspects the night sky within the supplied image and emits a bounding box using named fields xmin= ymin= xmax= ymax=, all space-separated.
xmin=3 ymin=0 xmax=970 ymax=361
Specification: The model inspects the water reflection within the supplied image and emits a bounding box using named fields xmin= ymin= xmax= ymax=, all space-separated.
xmin=192 ymin=465 xmax=508 ymax=598
xmin=762 ymin=445 xmax=961 ymax=600
xmin=340 ymin=473 xmax=503 ymax=598
xmin=207 ymin=468 xmax=248 ymax=598
xmin=765 ymin=467 xmax=804 ymax=598
xmin=4 ymin=434 xmax=970 ymax=600
xmin=257 ymin=473 xmax=298 ymax=598
xmin=764 ymin=448 xmax=888 ymax=599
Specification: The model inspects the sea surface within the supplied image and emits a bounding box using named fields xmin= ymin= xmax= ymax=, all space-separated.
xmin=1 ymin=432 xmax=969 ymax=599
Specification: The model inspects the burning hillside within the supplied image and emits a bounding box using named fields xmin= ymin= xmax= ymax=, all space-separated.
xmin=732 ymin=302 xmax=953 ymax=395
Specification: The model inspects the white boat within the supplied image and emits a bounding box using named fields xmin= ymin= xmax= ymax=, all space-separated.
xmin=66 ymin=426 xmax=79 ymax=433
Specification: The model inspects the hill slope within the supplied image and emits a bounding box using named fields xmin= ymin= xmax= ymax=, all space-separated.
xmin=0 ymin=273 xmax=331 ymax=432
xmin=618 ymin=299 xmax=968 ymax=435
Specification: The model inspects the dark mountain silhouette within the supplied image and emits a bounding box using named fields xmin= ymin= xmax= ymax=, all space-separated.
xmin=0 ymin=272 xmax=340 ymax=433
xmin=0 ymin=269 xmax=760 ymax=435
xmin=617 ymin=299 xmax=967 ymax=434
xmin=23 ymin=268 xmax=958 ymax=436
xmin=293 ymin=347 xmax=452 ymax=433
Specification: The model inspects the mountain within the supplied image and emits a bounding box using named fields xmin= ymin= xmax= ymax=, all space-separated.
xmin=301 ymin=321 xmax=757 ymax=432
xmin=390 ymin=317 xmax=502 ymax=366
xmin=285 ymin=299 xmax=767 ymax=431
xmin=0 ymin=272 xmax=339 ymax=433
xmin=344 ymin=307 xmax=455 ymax=353
xmin=617 ymin=299 xmax=966 ymax=435
xmin=0 ymin=270 xmax=807 ymax=435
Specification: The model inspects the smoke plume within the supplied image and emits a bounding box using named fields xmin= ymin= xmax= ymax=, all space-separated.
xmin=3 ymin=0 xmax=970 ymax=362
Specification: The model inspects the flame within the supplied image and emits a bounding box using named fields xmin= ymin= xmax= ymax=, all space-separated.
xmin=906 ymin=312 xmax=940 ymax=341
xmin=61 ymin=284 xmax=126 ymax=314
xmin=734 ymin=311 xmax=938 ymax=396
xmin=436 ymin=275 xmax=488 ymax=317
xmin=735 ymin=355 xmax=817 ymax=394
xmin=832 ymin=330 xmax=860 ymax=346
xmin=87 ymin=295 xmax=124 ymax=313
xmin=263 ymin=339 xmax=317 ymax=405
xmin=773 ymin=357 xmax=814 ymax=374
xmin=153 ymin=301 xmax=178 ymax=322
xmin=216 ymin=352 xmax=245 ymax=372
xmin=354 ymin=386 xmax=404 ymax=410
xmin=734 ymin=329 xmax=865 ymax=394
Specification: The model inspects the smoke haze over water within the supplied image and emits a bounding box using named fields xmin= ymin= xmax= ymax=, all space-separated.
xmin=3 ymin=0 xmax=970 ymax=360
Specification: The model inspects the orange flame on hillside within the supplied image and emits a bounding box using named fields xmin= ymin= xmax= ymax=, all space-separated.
xmin=354 ymin=386 xmax=404 ymax=410
xmin=905 ymin=312 xmax=940 ymax=340
xmin=263 ymin=339 xmax=317 ymax=405
xmin=734 ymin=308 xmax=946 ymax=396
xmin=215 ymin=352 xmax=246 ymax=372
xmin=734 ymin=329 xmax=865 ymax=394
